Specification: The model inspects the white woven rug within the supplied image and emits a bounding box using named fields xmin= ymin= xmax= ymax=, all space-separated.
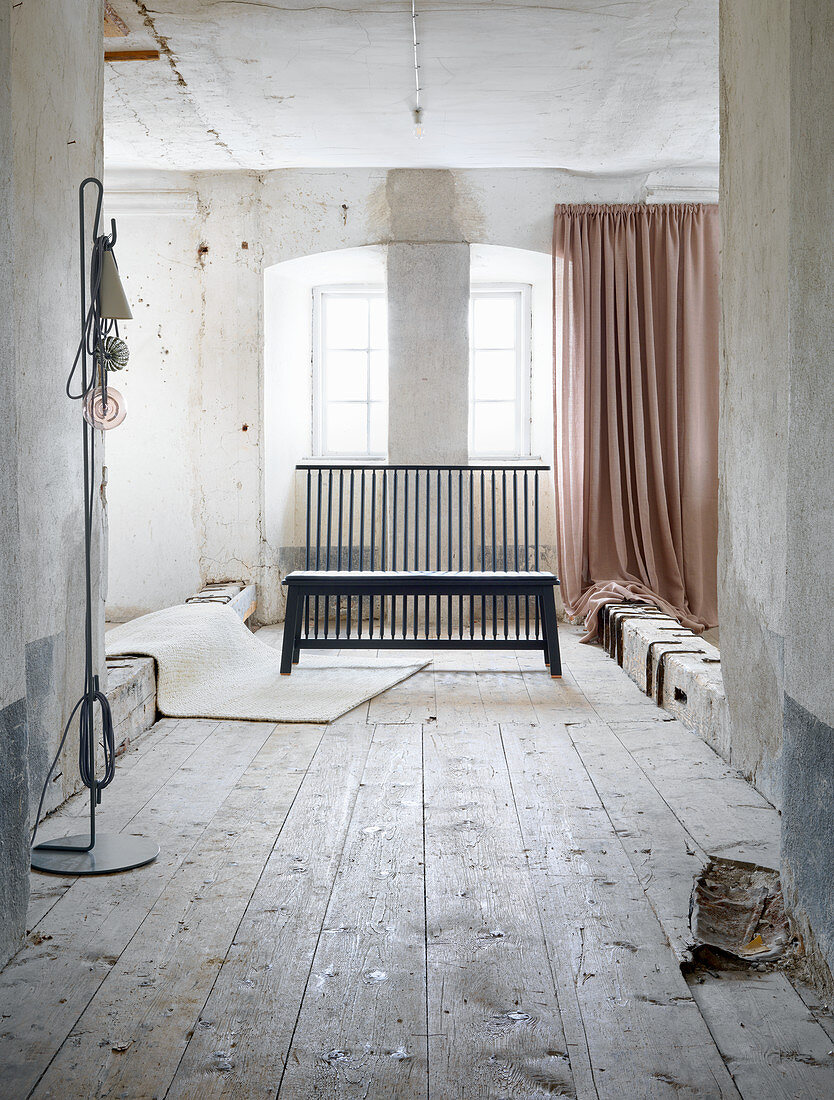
xmin=105 ymin=604 xmax=428 ymax=723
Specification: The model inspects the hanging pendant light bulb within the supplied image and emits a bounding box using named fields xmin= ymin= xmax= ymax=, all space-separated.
xmin=413 ymin=107 xmax=424 ymax=139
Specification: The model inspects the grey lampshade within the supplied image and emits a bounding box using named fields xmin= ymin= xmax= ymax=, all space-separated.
xmin=99 ymin=248 xmax=133 ymax=320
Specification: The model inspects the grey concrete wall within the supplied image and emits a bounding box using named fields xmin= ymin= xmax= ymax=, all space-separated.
xmin=0 ymin=0 xmax=104 ymax=966
xmin=13 ymin=0 xmax=105 ymax=818
xmin=718 ymin=0 xmax=789 ymax=806
xmin=388 ymin=242 xmax=470 ymax=464
xmin=0 ymin=0 xmax=28 ymax=971
xmin=386 ymin=170 xmax=470 ymax=465
xmin=782 ymin=0 xmax=834 ymax=991
xmin=721 ymin=0 xmax=834 ymax=988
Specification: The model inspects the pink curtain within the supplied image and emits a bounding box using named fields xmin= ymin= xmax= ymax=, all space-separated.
xmin=552 ymin=203 xmax=719 ymax=639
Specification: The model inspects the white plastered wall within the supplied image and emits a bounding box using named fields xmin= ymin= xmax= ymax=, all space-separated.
xmin=104 ymin=168 xmax=666 ymax=623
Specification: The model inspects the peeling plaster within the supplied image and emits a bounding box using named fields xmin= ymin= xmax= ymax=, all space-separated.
xmin=106 ymin=0 xmax=718 ymax=176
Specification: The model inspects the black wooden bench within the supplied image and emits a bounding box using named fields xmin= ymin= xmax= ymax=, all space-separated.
xmin=280 ymin=464 xmax=561 ymax=677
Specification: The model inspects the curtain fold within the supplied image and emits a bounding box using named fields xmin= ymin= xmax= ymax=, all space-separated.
xmin=553 ymin=203 xmax=719 ymax=638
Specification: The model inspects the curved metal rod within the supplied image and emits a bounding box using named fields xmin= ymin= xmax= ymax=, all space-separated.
xmin=79 ymin=176 xmax=103 ymax=241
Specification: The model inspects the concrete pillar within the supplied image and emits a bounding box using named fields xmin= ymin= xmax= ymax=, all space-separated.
xmin=385 ymin=170 xmax=470 ymax=464
xmin=0 ymin=0 xmax=103 ymax=965
xmin=0 ymin=0 xmax=28 ymax=970
xmin=718 ymin=0 xmax=789 ymax=806
xmin=721 ymin=0 xmax=834 ymax=988
xmin=387 ymin=242 xmax=470 ymax=464
xmin=782 ymin=0 xmax=834 ymax=991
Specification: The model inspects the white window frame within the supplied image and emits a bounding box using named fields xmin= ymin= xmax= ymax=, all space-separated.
xmin=469 ymin=283 xmax=532 ymax=459
xmin=312 ymin=285 xmax=387 ymax=459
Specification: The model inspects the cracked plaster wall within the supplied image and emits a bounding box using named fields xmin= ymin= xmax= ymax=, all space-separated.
xmin=104 ymin=167 xmax=652 ymax=623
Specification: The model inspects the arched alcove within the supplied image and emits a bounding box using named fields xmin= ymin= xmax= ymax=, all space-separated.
xmin=261 ymin=239 xmax=560 ymax=623
xmin=262 ymin=245 xmax=387 ymax=621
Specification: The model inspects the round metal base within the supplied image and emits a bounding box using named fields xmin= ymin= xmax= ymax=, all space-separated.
xmin=31 ymin=833 xmax=159 ymax=876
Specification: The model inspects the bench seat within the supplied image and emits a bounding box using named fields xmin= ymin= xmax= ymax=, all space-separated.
xmin=280 ymin=569 xmax=561 ymax=677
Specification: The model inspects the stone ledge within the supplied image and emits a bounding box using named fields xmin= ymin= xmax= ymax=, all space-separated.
xmin=105 ymin=655 xmax=156 ymax=754
xmin=610 ymin=611 xmax=731 ymax=763
xmin=184 ymin=582 xmax=257 ymax=624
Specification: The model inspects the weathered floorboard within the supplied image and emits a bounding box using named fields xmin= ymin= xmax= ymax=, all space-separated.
xmin=688 ymin=970 xmax=834 ymax=1098
xmin=423 ymin=720 xmax=575 ymax=1099
xmin=0 ymin=719 xmax=272 ymax=1098
xmin=278 ymin=722 xmax=428 ymax=1097
xmin=3 ymin=630 xmax=833 ymax=1100
xmin=31 ymin=723 xmax=323 ymax=1100
xmin=164 ymin=716 xmax=374 ymax=1100
xmin=501 ymin=720 xmax=741 ymax=1099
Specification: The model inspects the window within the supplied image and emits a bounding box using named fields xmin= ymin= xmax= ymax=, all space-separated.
xmin=314 ymin=287 xmax=387 ymax=457
xmin=469 ymin=285 xmax=531 ymax=458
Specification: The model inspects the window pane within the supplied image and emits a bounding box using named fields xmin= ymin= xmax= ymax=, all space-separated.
xmin=473 ymin=296 xmax=517 ymax=349
xmin=474 ymin=350 xmax=517 ymax=401
xmin=369 ymin=350 xmax=387 ymax=401
xmin=325 ymin=402 xmax=367 ymax=454
xmin=473 ymin=401 xmax=516 ymax=455
xmin=325 ymin=296 xmax=369 ymax=349
xmin=369 ymin=401 xmax=387 ymax=455
xmin=316 ymin=290 xmax=387 ymax=457
xmin=325 ymin=350 xmax=367 ymax=401
xmin=369 ymin=297 xmax=387 ymax=349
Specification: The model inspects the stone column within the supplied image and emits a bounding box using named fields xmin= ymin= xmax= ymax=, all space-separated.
xmin=0 ymin=0 xmax=28 ymax=970
xmin=385 ymin=170 xmax=470 ymax=464
xmin=721 ymin=0 xmax=834 ymax=989
xmin=781 ymin=0 xmax=834 ymax=990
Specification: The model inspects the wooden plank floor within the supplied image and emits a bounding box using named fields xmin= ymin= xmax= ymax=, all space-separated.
xmin=2 ymin=626 xmax=834 ymax=1099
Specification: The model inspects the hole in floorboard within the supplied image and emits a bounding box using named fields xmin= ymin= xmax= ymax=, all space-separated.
xmin=674 ymin=687 xmax=688 ymax=704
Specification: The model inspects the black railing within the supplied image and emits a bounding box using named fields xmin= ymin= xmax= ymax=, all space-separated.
xmin=296 ymin=463 xmax=550 ymax=644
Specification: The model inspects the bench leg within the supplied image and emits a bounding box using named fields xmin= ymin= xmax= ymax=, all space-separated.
xmin=539 ymin=589 xmax=562 ymax=678
xmin=538 ymin=595 xmax=550 ymax=667
xmin=281 ymin=589 xmax=301 ymax=675
xmin=292 ymin=595 xmax=306 ymax=664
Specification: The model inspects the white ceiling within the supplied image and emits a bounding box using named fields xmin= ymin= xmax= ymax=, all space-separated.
xmin=104 ymin=0 xmax=718 ymax=175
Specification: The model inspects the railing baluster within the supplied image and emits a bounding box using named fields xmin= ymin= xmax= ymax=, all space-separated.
xmin=436 ymin=467 xmax=441 ymax=636
xmin=380 ymin=468 xmax=387 ymax=637
xmin=359 ymin=468 xmax=366 ymax=638
xmin=404 ymin=468 xmax=410 ymax=640
xmin=348 ymin=468 xmax=355 ymax=637
xmin=305 ymin=468 xmax=311 ymax=570
xmin=304 ymin=467 xmax=312 ymax=639
xmin=469 ymin=468 xmax=474 ymax=639
xmin=534 ymin=468 xmax=540 ymax=638
xmin=526 ymin=485 xmax=531 ymax=639
xmin=314 ymin=469 xmax=322 ymax=639
xmin=324 ymin=470 xmax=334 ymax=638
xmin=480 ymin=469 xmax=486 ymax=639
xmin=424 ymin=469 xmax=430 ymax=639
xmin=370 ymin=468 xmax=377 ymax=639
xmin=513 ymin=469 xmax=519 ymax=641
xmin=502 ymin=469 xmax=508 ymax=640
xmin=336 ymin=468 xmax=343 ymax=638
xmin=392 ymin=468 xmax=398 ymax=639
xmin=491 ymin=470 xmax=498 ymax=639
xmin=457 ymin=468 xmax=464 ymax=642
xmin=415 ymin=468 xmax=420 ymax=642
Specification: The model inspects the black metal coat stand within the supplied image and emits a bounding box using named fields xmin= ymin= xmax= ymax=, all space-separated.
xmin=31 ymin=179 xmax=158 ymax=876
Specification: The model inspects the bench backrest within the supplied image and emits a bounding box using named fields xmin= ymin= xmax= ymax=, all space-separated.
xmin=298 ymin=463 xmax=549 ymax=574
